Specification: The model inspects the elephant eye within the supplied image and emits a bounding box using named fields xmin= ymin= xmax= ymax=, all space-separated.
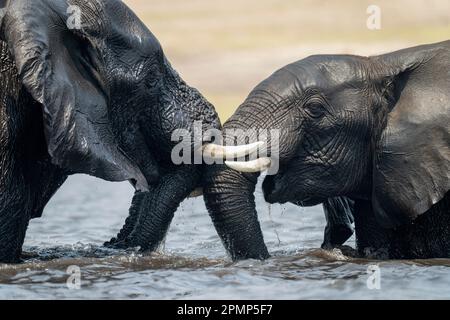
xmin=304 ymin=101 xmax=325 ymax=119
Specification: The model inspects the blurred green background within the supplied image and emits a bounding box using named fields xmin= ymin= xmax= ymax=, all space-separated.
xmin=124 ymin=0 xmax=450 ymax=121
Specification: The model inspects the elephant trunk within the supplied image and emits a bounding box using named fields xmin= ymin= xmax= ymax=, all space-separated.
xmin=203 ymin=164 xmax=269 ymax=260
xmin=106 ymin=166 xmax=200 ymax=251
xmin=202 ymin=93 xmax=286 ymax=260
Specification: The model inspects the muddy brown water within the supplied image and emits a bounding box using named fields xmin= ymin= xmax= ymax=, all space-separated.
xmin=0 ymin=175 xmax=449 ymax=299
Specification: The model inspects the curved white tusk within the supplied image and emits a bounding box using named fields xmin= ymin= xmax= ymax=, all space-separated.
xmin=225 ymin=157 xmax=272 ymax=173
xmin=203 ymin=141 xmax=264 ymax=160
xmin=188 ymin=187 xmax=203 ymax=198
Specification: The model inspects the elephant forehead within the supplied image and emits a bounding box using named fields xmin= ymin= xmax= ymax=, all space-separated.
xmin=253 ymin=55 xmax=367 ymax=99
xmin=252 ymin=66 xmax=303 ymax=99
xmin=300 ymin=55 xmax=368 ymax=82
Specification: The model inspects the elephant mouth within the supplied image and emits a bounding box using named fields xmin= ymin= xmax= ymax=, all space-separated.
xmin=262 ymin=174 xmax=324 ymax=206
xmin=262 ymin=175 xmax=289 ymax=204
xmin=291 ymin=197 xmax=324 ymax=207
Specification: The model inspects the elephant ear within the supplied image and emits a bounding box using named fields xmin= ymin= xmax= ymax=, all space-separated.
xmin=372 ymin=48 xmax=450 ymax=227
xmin=1 ymin=0 xmax=147 ymax=190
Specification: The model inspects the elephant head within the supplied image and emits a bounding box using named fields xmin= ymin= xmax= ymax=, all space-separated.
xmin=204 ymin=41 xmax=450 ymax=260
xmin=0 ymin=0 xmax=225 ymax=186
xmin=0 ymin=0 xmax=265 ymax=253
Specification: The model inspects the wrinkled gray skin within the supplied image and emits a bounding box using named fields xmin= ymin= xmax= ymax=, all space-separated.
xmin=204 ymin=41 xmax=450 ymax=260
xmin=0 ymin=0 xmax=220 ymax=263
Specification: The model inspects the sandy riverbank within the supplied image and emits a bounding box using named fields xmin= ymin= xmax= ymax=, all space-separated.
xmin=124 ymin=0 xmax=450 ymax=120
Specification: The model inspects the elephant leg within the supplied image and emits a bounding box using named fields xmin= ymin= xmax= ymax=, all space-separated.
xmin=0 ymin=160 xmax=67 ymax=263
xmin=389 ymin=191 xmax=450 ymax=259
xmin=0 ymin=160 xmax=32 ymax=263
xmin=0 ymin=200 xmax=30 ymax=263
xmin=321 ymin=197 xmax=354 ymax=249
xmin=353 ymin=200 xmax=392 ymax=259
xmin=354 ymin=195 xmax=450 ymax=259
xmin=27 ymin=161 xmax=68 ymax=219
xmin=107 ymin=166 xmax=200 ymax=252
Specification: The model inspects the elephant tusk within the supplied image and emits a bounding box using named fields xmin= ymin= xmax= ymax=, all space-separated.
xmin=202 ymin=141 xmax=264 ymax=160
xmin=188 ymin=187 xmax=203 ymax=198
xmin=225 ymin=157 xmax=272 ymax=173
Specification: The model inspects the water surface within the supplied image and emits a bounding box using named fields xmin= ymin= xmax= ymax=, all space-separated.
xmin=1 ymin=175 xmax=449 ymax=299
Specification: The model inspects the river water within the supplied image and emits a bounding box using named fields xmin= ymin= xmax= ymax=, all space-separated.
xmin=0 ymin=175 xmax=449 ymax=299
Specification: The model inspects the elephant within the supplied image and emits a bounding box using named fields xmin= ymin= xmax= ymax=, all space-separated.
xmin=203 ymin=41 xmax=450 ymax=260
xmin=0 ymin=0 xmax=262 ymax=263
